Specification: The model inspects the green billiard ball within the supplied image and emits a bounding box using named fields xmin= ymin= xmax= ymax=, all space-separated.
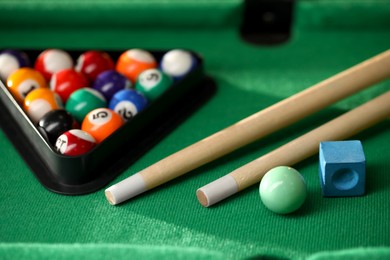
xmin=65 ymin=88 xmax=106 ymax=122
xmin=259 ymin=166 xmax=307 ymax=214
xmin=135 ymin=68 xmax=173 ymax=101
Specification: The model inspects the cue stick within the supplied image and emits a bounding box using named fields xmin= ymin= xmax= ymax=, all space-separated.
xmin=197 ymin=90 xmax=390 ymax=207
xmin=105 ymin=50 xmax=390 ymax=205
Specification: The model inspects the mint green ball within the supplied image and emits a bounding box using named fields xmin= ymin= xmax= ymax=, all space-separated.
xmin=259 ymin=166 xmax=307 ymax=214
xmin=135 ymin=69 xmax=173 ymax=101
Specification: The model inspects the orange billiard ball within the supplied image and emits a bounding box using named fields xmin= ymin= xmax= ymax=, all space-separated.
xmin=116 ymin=49 xmax=157 ymax=83
xmin=81 ymin=108 xmax=124 ymax=143
xmin=23 ymin=88 xmax=63 ymax=124
xmin=6 ymin=68 xmax=47 ymax=103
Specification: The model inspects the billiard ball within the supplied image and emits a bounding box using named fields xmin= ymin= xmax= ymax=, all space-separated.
xmin=0 ymin=49 xmax=30 ymax=81
xmin=259 ymin=166 xmax=307 ymax=214
xmin=65 ymin=88 xmax=107 ymax=123
xmin=75 ymin=51 xmax=114 ymax=81
xmin=34 ymin=49 xmax=74 ymax=81
xmin=116 ymin=49 xmax=157 ymax=83
xmin=7 ymin=68 xmax=47 ymax=103
xmin=55 ymin=129 xmax=96 ymax=156
xmin=38 ymin=109 xmax=79 ymax=145
xmin=92 ymin=70 xmax=132 ymax=101
xmin=109 ymin=89 xmax=148 ymax=121
xmin=160 ymin=49 xmax=197 ymax=80
xmin=82 ymin=108 xmax=124 ymax=143
xmin=50 ymin=68 xmax=89 ymax=103
xmin=23 ymin=88 xmax=63 ymax=124
xmin=135 ymin=68 xmax=173 ymax=101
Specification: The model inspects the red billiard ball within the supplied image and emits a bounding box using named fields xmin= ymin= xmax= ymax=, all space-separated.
xmin=50 ymin=68 xmax=89 ymax=103
xmin=38 ymin=109 xmax=79 ymax=145
xmin=6 ymin=68 xmax=47 ymax=104
xmin=55 ymin=129 xmax=96 ymax=156
xmin=81 ymin=108 xmax=124 ymax=143
xmin=116 ymin=49 xmax=157 ymax=83
xmin=75 ymin=51 xmax=114 ymax=81
xmin=34 ymin=49 xmax=74 ymax=81
xmin=23 ymin=88 xmax=63 ymax=124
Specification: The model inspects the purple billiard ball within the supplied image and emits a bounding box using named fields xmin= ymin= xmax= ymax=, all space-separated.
xmin=0 ymin=49 xmax=30 ymax=81
xmin=92 ymin=70 xmax=132 ymax=101
xmin=108 ymin=89 xmax=148 ymax=121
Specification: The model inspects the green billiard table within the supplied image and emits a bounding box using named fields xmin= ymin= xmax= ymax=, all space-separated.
xmin=0 ymin=0 xmax=389 ymax=259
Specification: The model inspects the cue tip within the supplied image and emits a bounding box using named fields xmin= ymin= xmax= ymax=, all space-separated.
xmin=196 ymin=189 xmax=210 ymax=207
xmin=105 ymin=190 xmax=117 ymax=205
xmin=196 ymin=175 xmax=239 ymax=207
xmin=104 ymin=173 xmax=147 ymax=205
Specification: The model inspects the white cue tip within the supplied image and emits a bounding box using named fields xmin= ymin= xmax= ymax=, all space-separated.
xmin=196 ymin=175 xmax=238 ymax=207
xmin=105 ymin=173 xmax=147 ymax=205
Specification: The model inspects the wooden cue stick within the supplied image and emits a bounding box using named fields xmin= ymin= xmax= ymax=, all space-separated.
xmin=105 ymin=50 xmax=390 ymax=205
xmin=197 ymin=91 xmax=390 ymax=207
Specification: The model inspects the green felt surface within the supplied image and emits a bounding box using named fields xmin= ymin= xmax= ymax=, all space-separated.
xmin=1 ymin=0 xmax=390 ymax=259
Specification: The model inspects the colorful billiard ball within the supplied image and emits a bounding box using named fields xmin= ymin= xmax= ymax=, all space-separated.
xmin=81 ymin=108 xmax=124 ymax=143
xmin=116 ymin=49 xmax=157 ymax=83
xmin=160 ymin=49 xmax=197 ymax=80
xmin=75 ymin=51 xmax=114 ymax=81
xmin=23 ymin=88 xmax=63 ymax=124
xmin=38 ymin=109 xmax=79 ymax=145
xmin=92 ymin=70 xmax=132 ymax=101
xmin=109 ymin=89 xmax=148 ymax=121
xmin=7 ymin=68 xmax=48 ymax=103
xmin=135 ymin=68 xmax=173 ymax=101
xmin=50 ymin=68 xmax=89 ymax=103
xmin=55 ymin=129 xmax=96 ymax=156
xmin=34 ymin=49 xmax=74 ymax=81
xmin=65 ymin=88 xmax=107 ymax=123
xmin=259 ymin=166 xmax=307 ymax=214
xmin=0 ymin=49 xmax=30 ymax=81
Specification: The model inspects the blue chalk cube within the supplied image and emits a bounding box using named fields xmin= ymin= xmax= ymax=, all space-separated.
xmin=319 ymin=140 xmax=366 ymax=197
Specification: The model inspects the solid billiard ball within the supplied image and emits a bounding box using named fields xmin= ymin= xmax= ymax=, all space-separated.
xmin=81 ymin=108 xmax=124 ymax=143
xmin=55 ymin=129 xmax=96 ymax=156
xmin=7 ymin=68 xmax=47 ymax=103
xmin=160 ymin=49 xmax=197 ymax=80
xmin=259 ymin=166 xmax=307 ymax=214
xmin=50 ymin=68 xmax=89 ymax=103
xmin=75 ymin=51 xmax=114 ymax=81
xmin=65 ymin=88 xmax=107 ymax=123
xmin=92 ymin=70 xmax=132 ymax=101
xmin=135 ymin=68 xmax=173 ymax=101
xmin=23 ymin=88 xmax=63 ymax=124
xmin=38 ymin=109 xmax=79 ymax=145
xmin=34 ymin=49 xmax=74 ymax=81
xmin=0 ymin=49 xmax=30 ymax=81
xmin=116 ymin=49 xmax=157 ymax=83
xmin=109 ymin=89 xmax=148 ymax=121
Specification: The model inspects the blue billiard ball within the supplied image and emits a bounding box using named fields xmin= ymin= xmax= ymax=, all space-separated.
xmin=0 ymin=49 xmax=30 ymax=81
xmin=109 ymin=89 xmax=148 ymax=121
xmin=92 ymin=70 xmax=132 ymax=101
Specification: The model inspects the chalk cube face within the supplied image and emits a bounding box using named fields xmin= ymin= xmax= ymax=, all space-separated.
xmin=319 ymin=141 xmax=366 ymax=197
